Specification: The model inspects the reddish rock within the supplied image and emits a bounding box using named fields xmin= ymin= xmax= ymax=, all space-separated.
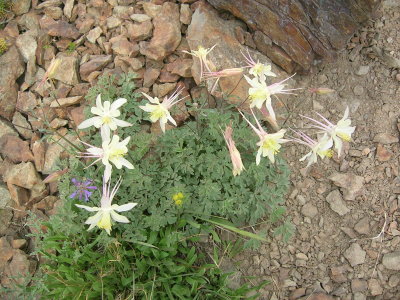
xmin=80 ymin=55 xmax=113 ymax=81
xmin=69 ymin=83 xmax=91 ymax=96
xmin=32 ymin=140 xmax=45 ymax=172
xmin=51 ymin=54 xmax=80 ymax=85
xmin=376 ymin=144 xmax=392 ymax=162
xmin=11 ymin=239 xmax=27 ymax=249
xmin=159 ymin=69 xmax=180 ymax=83
xmin=12 ymin=112 xmax=33 ymax=140
xmin=299 ymin=293 xmax=334 ymax=300
xmin=0 ymin=46 xmax=25 ymax=120
xmin=143 ymin=68 xmax=161 ymax=88
xmin=0 ymin=135 xmax=34 ymax=163
xmin=40 ymin=15 xmax=80 ymax=39
xmin=110 ymin=36 xmax=139 ymax=57
xmin=50 ymin=96 xmax=83 ymax=107
xmin=180 ymin=4 xmax=192 ymax=25
xmin=3 ymin=162 xmax=42 ymax=189
xmin=330 ymin=265 xmax=348 ymax=283
xmin=7 ymin=182 xmax=30 ymax=206
xmin=142 ymin=2 xmax=162 ymax=18
xmin=33 ymin=195 xmax=58 ymax=212
xmin=127 ymin=20 xmax=153 ymax=41
xmin=153 ymin=82 xmax=177 ymax=98
xmin=166 ymin=58 xmax=193 ymax=77
xmin=1 ymin=250 xmax=34 ymax=287
xmin=139 ymin=2 xmax=181 ymax=61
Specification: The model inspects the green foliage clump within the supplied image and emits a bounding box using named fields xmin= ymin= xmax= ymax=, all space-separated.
xmin=65 ymin=73 xmax=290 ymax=243
xmin=0 ymin=0 xmax=11 ymax=19
xmin=0 ymin=38 xmax=7 ymax=55
xmin=18 ymin=202 xmax=266 ymax=299
xmin=66 ymin=42 xmax=77 ymax=53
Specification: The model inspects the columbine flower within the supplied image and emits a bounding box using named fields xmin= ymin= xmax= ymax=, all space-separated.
xmin=301 ymin=107 xmax=355 ymax=156
xmin=76 ymin=177 xmax=137 ymax=235
xmin=182 ymin=44 xmax=216 ymax=80
xmin=291 ymin=131 xmax=333 ymax=167
xmin=139 ymin=87 xmax=186 ymax=133
xmin=172 ymin=192 xmax=185 ymax=206
xmin=239 ymin=110 xmax=288 ymax=165
xmin=203 ymin=68 xmax=243 ymax=93
xmin=244 ymin=74 xmax=298 ymax=111
xmin=69 ymin=178 xmax=97 ymax=202
xmin=222 ymin=123 xmax=244 ymax=176
xmin=77 ymin=94 xmax=132 ymax=139
xmin=80 ymin=135 xmax=134 ymax=182
xmin=241 ymin=49 xmax=276 ymax=81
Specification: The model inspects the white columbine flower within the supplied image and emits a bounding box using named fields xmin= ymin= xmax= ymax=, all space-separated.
xmin=76 ymin=177 xmax=137 ymax=235
xmin=80 ymin=135 xmax=134 ymax=182
xmin=182 ymin=44 xmax=216 ymax=79
xmin=139 ymin=87 xmax=186 ymax=133
xmin=241 ymin=49 xmax=276 ymax=81
xmin=239 ymin=110 xmax=288 ymax=165
xmin=78 ymin=94 xmax=132 ymax=139
xmin=302 ymin=106 xmax=355 ymax=156
xmin=292 ymin=131 xmax=333 ymax=167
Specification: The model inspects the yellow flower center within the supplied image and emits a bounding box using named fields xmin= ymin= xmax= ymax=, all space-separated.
xmin=109 ymin=148 xmax=126 ymax=160
xmin=150 ymin=106 xmax=167 ymax=121
xmin=262 ymin=137 xmax=280 ymax=154
xmin=250 ymin=88 xmax=268 ymax=102
xmin=319 ymin=149 xmax=334 ymax=158
xmin=97 ymin=213 xmax=112 ymax=232
xmin=172 ymin=192 xmax=184 ymax=206
xmin=337 ymin=132 xmax=351 ymax=142
xmin=195 ymin=47 xmax=207 ymax=59
xmin=102 ymin=115 xmax=112 ymax=124
xmin=253 ymin=63 xmax=264 ymax=75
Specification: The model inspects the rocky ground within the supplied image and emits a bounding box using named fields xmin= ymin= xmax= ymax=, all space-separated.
xmin=0 ymin=0 xmax=399 ymax=299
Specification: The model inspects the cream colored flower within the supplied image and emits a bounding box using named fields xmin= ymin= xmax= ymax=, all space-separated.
xmin=222 ymin=124 xmax=245 ymax=176
xmin=182 ymin=44 xmax=216 ymax=79
xmin=78 ymin=94 xmax=132 ymax=139
xmin=76 ymin=177 xmax=137 ymax=235
xmin=139 ymin=87 xmax=186 ymax=133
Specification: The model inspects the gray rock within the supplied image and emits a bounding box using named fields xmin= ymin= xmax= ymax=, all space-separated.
xmin=0 ymin=119 xmax=18 ymax=140
xmin=373 ymin=133 xmax=399 ymax=144
xmin=354 ymin=216 xmax=370 ymax=235
xmin=0 ymin=209 xmax=13 ymax=235
xmin=12 ymin=0 xmax=31 ymax=15
xmin=16 ymin=31 xmax=38 ymax=62
xmin=301 ymin=202 xmax=318 ymax=218
xmin=368 ymin=279 xmax=383 ymax=296
xmin=52 ymin=54 xmax=80 ymax=85
xmin=12 ymin=112 xmax=33 ymax=139
xmin=353 ymin=292 xmax=366 ymax=300
xmin=326 ymin=190 xmax=350 ymax=216
xmin=343 ymin=243 xmax=366 ymax=266
xmin=355 ymin=65 xmax=370 ymax=76
xmin=130 ymin=14 xmax=151 ymax=22
xmin=86 ymin=27 xmax=102 ymax=44
xmin=388 ymin=274 xmax=400 ymax=288
xmin=329 ymin=172 xmax=364 ymax=200
xmin=0 ymin=184 xmax=12 ymax=209
xmin=382 ymin=251 xmax=400 ymax=270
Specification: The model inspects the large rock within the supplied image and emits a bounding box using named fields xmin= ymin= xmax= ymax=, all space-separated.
xmin=12 ymin=0 xmax=31 ymax=15
xmin=0 ymin=47 xmax=25 ymax=120
xmin=139 ymin=2 xmax=181 ymax=60
xmin=52 ymin=54 xmax=80 ymax=85
xmin=0 ymin=184 xmax=12 ymax=209
xmin=80 ymin=55 xmax=112 ymax=82
xmin=3 ymin=162 xmax=42 ymax=189
xmin=382 ymin=251 xmax=400 ymax=271
xmin=0 ymin=135 xmax=34 ymax=163
xmin=39 ymin=15 xmax=80 ymax=39
xmin=207 ymin=0 xmax=381 ymax=72
xmin=15 ymin=31 xmax=38 ymax=62
xmin=329 ymin=172 xmax=364 ymax=200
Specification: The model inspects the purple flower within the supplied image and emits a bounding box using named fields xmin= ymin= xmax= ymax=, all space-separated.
xmin=69 ymin=178 xmax=97 ymax=202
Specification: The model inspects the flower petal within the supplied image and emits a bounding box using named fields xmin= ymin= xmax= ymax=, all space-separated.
xmin=113 ymin=203 xmax=137 ymax=212
xmin=114 ymin=119 xmax=133 ymax=127
xmin=85 ymin=211 xmax=103 ymax=225
xmin=110 ymin=210 xmax=130 ymax=223
xmin=110 ymin=98 xmax=127 ymax=111
xmin=75 ymin=204 xmax=100 ymax=212
xmin=96 ymin=94 xmax=103 ymax=109
xmin=119 ymin=157 xmax=134 ymax=169
xmin=78 ymin=117 xmax=103 ymax=129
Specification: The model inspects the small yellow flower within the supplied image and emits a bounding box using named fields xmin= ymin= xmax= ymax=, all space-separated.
xmin=172 ymin=192 xmax=184 ymax=206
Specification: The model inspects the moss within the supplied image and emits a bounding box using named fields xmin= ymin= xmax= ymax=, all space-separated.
xmin=0 ymin=38 xmax=7 ymax=55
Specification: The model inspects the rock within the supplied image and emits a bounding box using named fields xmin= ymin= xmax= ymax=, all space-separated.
xmin=69 ymin=106 xmax=85 ymax=127
xmin=44 ymin=6 xmax=63 ymax=19
xmin=3 ymin=162 xmax=42 ymax=189
xmin=36 ymin=0 xmax=62 ymax=9
xmin=368 ymin=279 xmax=383 ymax=296
xmin=0 ymin=119 xmax=18 ymax=140
xmin=43 ymin=134 xmax=77 ymax=174
xmin=117 ymin=57 xmax=144 ymax=71
xmin=106 ymin=16 xmax=122 ymax=29
xmin=127 ymin=20 xmax=153 ymax=41
xmin=166 ymin=58 xmax=193 ymax=77
xmin=110 ymin=36 xmax=139 ymax=56
xmin=0 ymin=184 xmax=12 ymax=209
xmin=388 ymin=274 xmax=400 ymax=288
xmin=153 ymin=83 xmax=177 ymax=98
xmin=0 ymin=46 xmax=25 ymax=120
xmin=16 ymin=31 xmax=37 ymax=62
xmin=80 ymin=55 xmax=112 ymax=81
xmin=0 ymin=210 xmax=13 ymax=236
xmin=143 ymin=68 xmax=161 ymax=88
xmin=300 ymin=203 xmax=318 ymax=218
xmin=326 ymin=190 xmax=350 ymax=216
xmin=299 ymin=293 xmax=334 ymax=300
xmin=40 ymin=16 xmax=80 ymax=39
xmin=87 ymin=27 xmax=102 ymax=44
xmin=382 ymin=251 xmax=400 ymax=270
xmin=69 ymin=83 xmax=90 ymax=96
xmin=16 ymin=91 xmax=38 ymax=112
xmin=289 ymin=288 xmax=306 ymax=300
xmin=142 ymin=2 xmax=162 ymax=18
xmin=329 ymin=173 xmax=364 ymax=200
xmin=50 ymin=96 xmax=83 ymax=107
xmin=376 ymin=144 xmax=392 ymax=161
xmin=2 ymin=250 xmax=33 ymax=287
xmin=12 ymin=0 xmax=31 ymax=15
xmin=11 ymin=239 xmax=27 ymax=249
xmin=355 ymin=65 xmax=370 ymax=76
xmin=373 ymin=133 xmax=398 ymax=144
xmin=343 ymin=243 xmax=366 ymax=266
xmin=140 ymin=2 xmax=181 ymax=61
xmin=159 ymin=69 xmax=180 ymax=83
xmin=63 ymin=0 xmax=74 ymax=19
xmin=353 ymin=85 xmax=364 ymax=96
xmin=12 ymin=112 xmax=33 ymax=140
xmin=353 ymin=293 xmax=366 ymax=300
xmin=130 ymin=14 xmax=151 ymax=23
xmin=180 ymin=4 xmax=192 ymax=25
xmin=0 ymin=135 xmax=34 ymax=163
xmin=330 ymin=265 xmax=347 ymax=283
xmin=33 ymin=195 xmax=58 ymax=212
xmin=49 ymin=118 xmax=68 ymax=129
xmin=52 ymin=54 xmax=80 ymax=85
xmin=32 ymin=140 xmax=45 ymax=172
xmin=354 ymin=217 xmax=370 ymax=235
xmin=351 ymin=279 xmax=368 ymax=293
